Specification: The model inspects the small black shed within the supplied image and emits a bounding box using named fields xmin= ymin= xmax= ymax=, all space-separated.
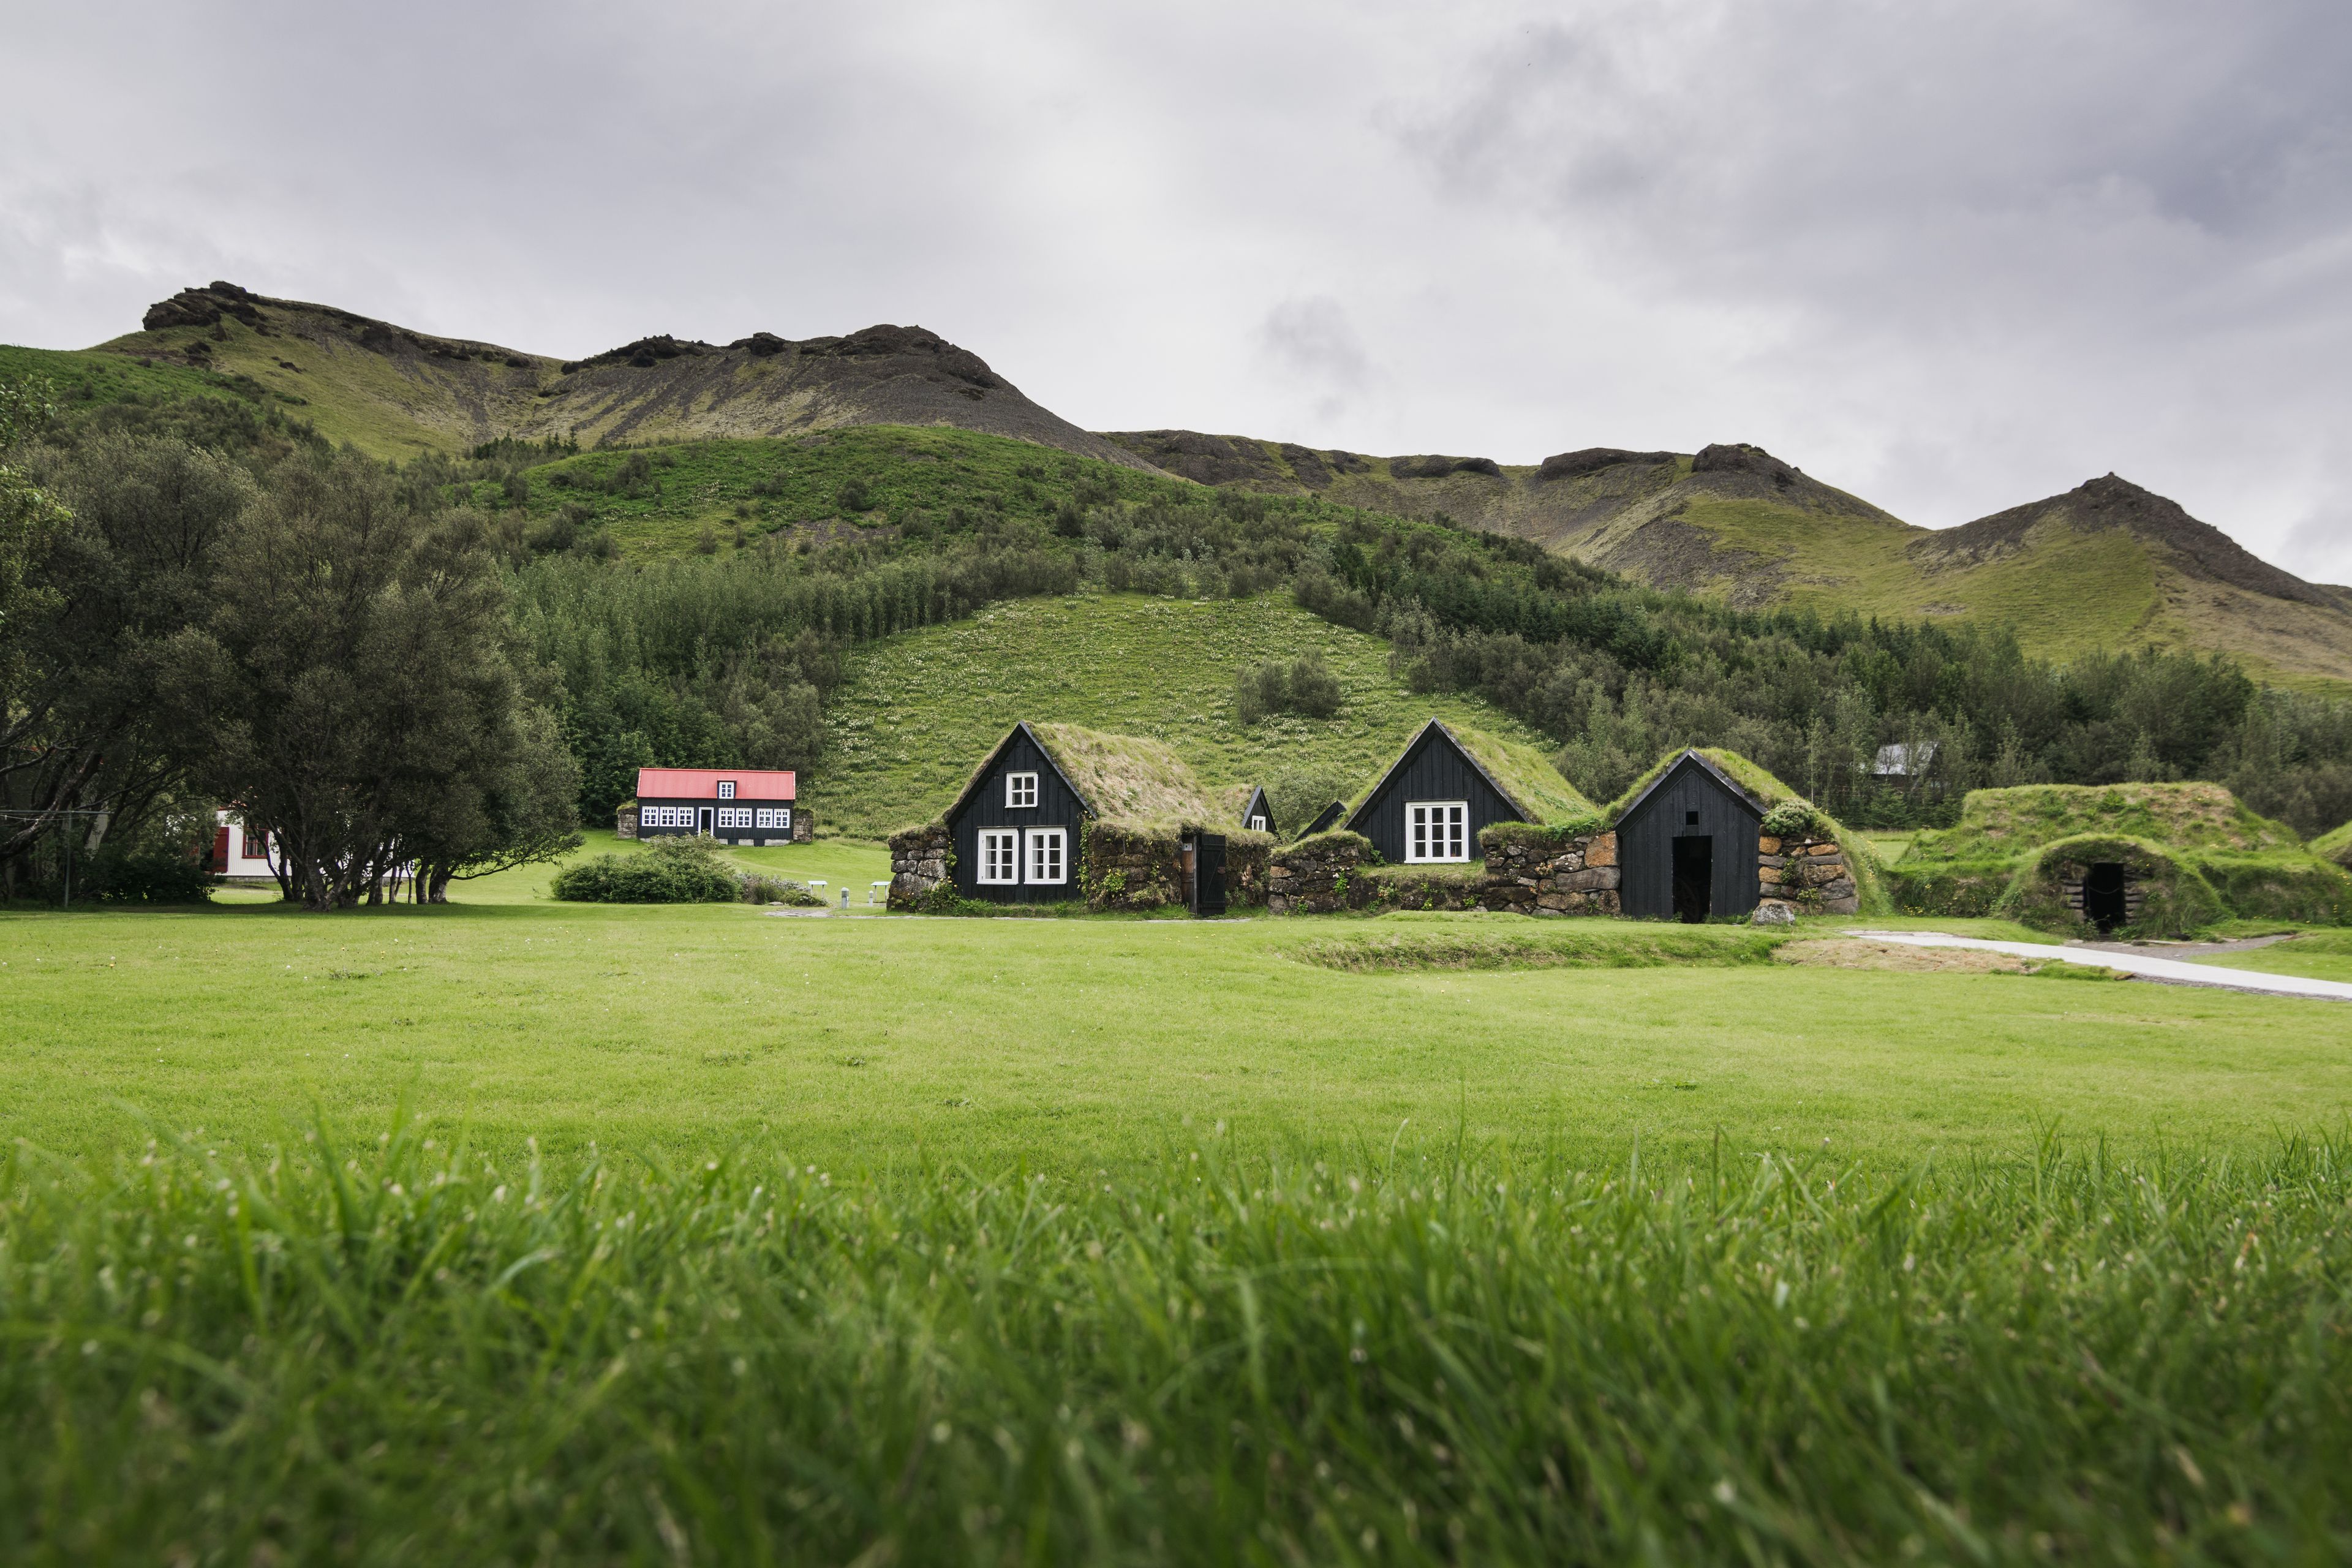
xmin=1343 ymin=718 xmax=1593 ymax=865
xmin=1614 ymin=750 xmax=1763 ymax=922
xmin=1240 ymin=786 xmax=1278 ymax=837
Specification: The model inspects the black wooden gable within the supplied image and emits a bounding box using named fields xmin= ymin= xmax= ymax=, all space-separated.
xmin=941 ymin=722 xmax=1094 ymax=829
xmin=942 ymin=723 xmax=1093 ymax=903
xmin=1346 ymin=719 xmax=1528 ymax=863
xmin=1613 ymin=751 xmax=1765 ymax=920
xmin=1240 ymin=786 xmax=1278 ymax=837
xmin=1613 ymin=750 xmax=1763 ymax=834
xmin=1298 ymin=801 xmax=1346 ymax=838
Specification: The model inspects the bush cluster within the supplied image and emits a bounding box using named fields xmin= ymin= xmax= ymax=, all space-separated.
xmin=1232 ymin=654 xmax=1342 ymax=724
xmin=550 ymin=835 xmax=740 ymax=903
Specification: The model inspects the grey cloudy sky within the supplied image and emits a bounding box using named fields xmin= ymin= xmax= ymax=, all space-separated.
xmin=4 ymin=1 xmax=2348 ymax=575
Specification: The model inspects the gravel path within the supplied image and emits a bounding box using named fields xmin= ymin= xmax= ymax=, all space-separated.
xmin=1841 ymin=930 xmax=2352 ymax=1003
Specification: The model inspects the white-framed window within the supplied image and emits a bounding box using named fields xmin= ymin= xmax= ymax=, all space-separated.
xmin=1006 ymin=772 xmax=1038 ymax=808
xmin=717 ymin=780 xmax=736 ymax=799
xmin=754 ymin=807 xmax=778 ymax=829
xmin=1025 ymin=827 xmax=1066 ymax=885
xmin=1248 ymin=815 xmax=1268 ymax=832
xmin=1406 ymin=801 xmax=1469 ymax=863
xmin=978 ymin=829 xmax=1019 ymax=884
xmin=717 ymin=807 xmax=751 ymax=829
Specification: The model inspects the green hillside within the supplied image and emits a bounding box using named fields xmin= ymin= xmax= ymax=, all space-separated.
xmin=500 ymin=426 xmax=1191 ymax=559
xmin=806 ymin=592 xmax=1557 ymax=839
xmin=1106 ymin=432 xmax=2352 ymax=692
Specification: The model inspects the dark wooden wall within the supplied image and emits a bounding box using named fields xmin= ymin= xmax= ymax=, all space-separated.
xmin=1617 ymin=759 xmax=1762 ymax=919
xmin=1352 ymin=729 xmax=1521 ymax=863
xmin=946 ymin=729 xmax=1088 ymax=902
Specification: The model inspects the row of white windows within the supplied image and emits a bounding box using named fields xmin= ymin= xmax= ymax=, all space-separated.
xmin=976 ymin=827 xmax=1065 ymax=885
xmin=643 ymin=805 xmax=790 ymax=830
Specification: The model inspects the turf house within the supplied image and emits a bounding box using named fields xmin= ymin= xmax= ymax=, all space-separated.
xmin=888 ymin=722 xmax=1273 ymax=912
xmin=1239 ymin=785 xmax=1279 ymax=837
xmin=1600 ymin=748 xmax=1882 ymax=922
xmin=1889 ymin=782 xmax=2352 ymax=935
xmin=630 ymin=767 xmax=799 ymax=846
xmin=1343 ymin=718 xmax=1593 ymax=866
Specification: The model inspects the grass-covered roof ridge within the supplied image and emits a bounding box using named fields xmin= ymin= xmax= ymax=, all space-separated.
xmin=1905 ymin=782 xmax=2299 ymax=865
xmin=2313 ymin=819 xmax=2352 ymax=869
xmin=1027 ymin=722 xmax=1238 ymax=831
xmin=1602 ymin=747 xmax=1808 ymax=821
xmin=1349 ymin=719 xmax=1595 ymax=828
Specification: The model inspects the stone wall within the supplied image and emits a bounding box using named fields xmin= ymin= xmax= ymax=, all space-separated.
xmin=1267 ymin=833 xmax=1378 ymax=914
xmin=1082 ymin=825 xmax=1183 ymax=911
xmin=1757 ymin=832 xmax=1859 ymax=917
xmin=791 ymin=809 xmax=814 ymax=844
xmin=1478 ymin=830 xmax=1619 ymax=916
xmin=886 ymin=823 xmax=952 ymax=911
xmin=616 ymin=804 xmax=638 ymax=840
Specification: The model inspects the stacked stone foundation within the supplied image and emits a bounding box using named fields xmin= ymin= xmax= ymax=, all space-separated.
xmin=1757 ymin=832 xmax=1859 ymax=917
xmin=886 ymin=823 xmax=952 ymax=911
xmin=1477 ymin=829 xmax=1620 ymax=916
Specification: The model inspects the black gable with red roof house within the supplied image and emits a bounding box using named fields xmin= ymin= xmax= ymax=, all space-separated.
xmin=628 ymin=768 xmax=801 ymax=845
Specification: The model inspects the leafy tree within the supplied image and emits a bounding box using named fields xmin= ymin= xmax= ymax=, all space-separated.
xmin=167 ymin=455 xmax=576 ymax=910
xmin=1 ymin=431 xmax=249 ymax=880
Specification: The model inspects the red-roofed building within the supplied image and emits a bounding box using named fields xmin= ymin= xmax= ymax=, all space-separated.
xmin=630 ymin=767 xmax=799 ymax=845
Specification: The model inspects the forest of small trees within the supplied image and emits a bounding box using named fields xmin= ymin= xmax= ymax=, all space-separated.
xmin=7 ymin=373 xmax=2352 ymax=911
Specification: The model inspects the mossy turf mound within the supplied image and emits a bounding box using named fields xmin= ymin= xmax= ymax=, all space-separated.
xmin=1993 ymin=835 xmax=2225 ymax=939
xmin=1604 ymin=747 xmax=1891 ymax=916
xmin=1918 ymin=782 xmax=2297 ymax=858
xmin=2311 ymin=819 xmax=2352 ymax=870
xmin=1897 ymin=783 xmax=2352 ymax=933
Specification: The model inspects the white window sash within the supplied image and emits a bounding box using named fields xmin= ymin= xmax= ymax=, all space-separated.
xmin=1405 ymin=802 xmax=1469 ymax=864
xmin=718 ymin=781 xmax=736 ymax=799
xmin=1006 ymin=772 xmax=1038 ymax=809
xmin=1025 ymin=828 xmax=1066 ymax=885
xmin=977 ymin=829 xmax=1019 ymax=884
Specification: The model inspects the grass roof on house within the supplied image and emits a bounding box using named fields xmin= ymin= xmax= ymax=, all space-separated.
xmin=1349 ymin=720 xmax=1595 ymax=828
xmin=1904 ymin=783 xmax=2301 ymax=865
xmin=2313 ymin=819 xmax=2352 ymax=869
xmin=924 ymin=722 xmax=1267 ymax=840
xmin=1028 ymin=723 xmax=1238 ymax=831
xmin=1600 ymin=747 xmax=1807 ymax=820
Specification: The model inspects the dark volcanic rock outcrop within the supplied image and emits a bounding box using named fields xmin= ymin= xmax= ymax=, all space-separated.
xmin=1536 ymin=448 xmax=1676 ymax=481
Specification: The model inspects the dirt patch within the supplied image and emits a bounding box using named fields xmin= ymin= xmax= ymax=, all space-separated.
xmin=1776 ymin=938 xmax=2035 ymax=974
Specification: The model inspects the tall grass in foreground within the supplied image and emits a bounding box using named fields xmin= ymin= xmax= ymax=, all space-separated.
xmin=3 ymin=1123 xmax=2347 ymax=1566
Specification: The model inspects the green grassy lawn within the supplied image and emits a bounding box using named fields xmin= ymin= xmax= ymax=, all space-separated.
xmin=2196 ymin=928 xmax=2352 ymax=983
xmin=8 ymin=893 xmax=2352 ymax=1559
xmin=813 ymin=591 xmax=1556 ymax=838
xmin=6 ymin=892 xmax=2347 ymax=1177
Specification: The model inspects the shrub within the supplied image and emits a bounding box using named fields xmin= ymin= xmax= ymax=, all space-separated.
xmin=739 ymin=873 xmax=824 ymax=907
xmin=551 ymin=835 xmax=740 ymax=903
xmin=1234 ymin=655 xmax=1343 ymax=724
xmin=1760 ymin=798 xmax=1834 ymax=840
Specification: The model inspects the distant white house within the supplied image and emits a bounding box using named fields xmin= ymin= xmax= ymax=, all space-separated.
xmin=1872 ymin=742 xmax=1939 ymax=778
xmin=210 ymin=810 xmax=276 ymax=879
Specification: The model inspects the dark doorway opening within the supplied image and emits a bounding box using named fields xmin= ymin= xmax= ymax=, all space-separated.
xmin=1672 ymin=835 xmax=1713 ymax=924
xmin=1193 ymin=834 xmax=1227 ymax=916
xmin=2083 ymin=862 xmax=2127 ymax=932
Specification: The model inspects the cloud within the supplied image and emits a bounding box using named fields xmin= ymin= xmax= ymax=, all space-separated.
xmin=1 ymin=1 xmax=2347 ymax=573
xmin=1257 ymin=296 xmax=1373 ymax=419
